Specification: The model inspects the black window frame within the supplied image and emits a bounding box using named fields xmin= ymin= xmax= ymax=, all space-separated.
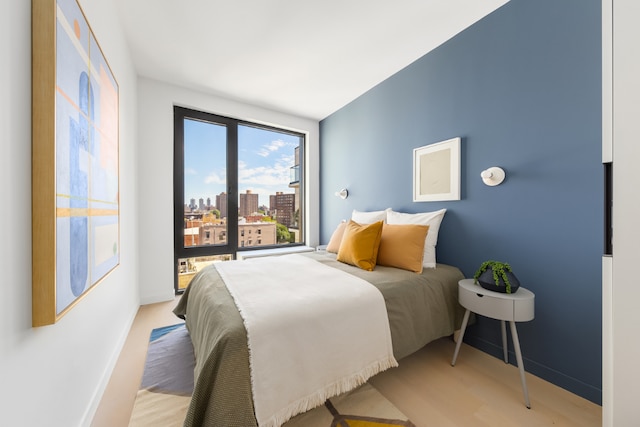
xmin=173 ymin=106 xmax=306 ymax=292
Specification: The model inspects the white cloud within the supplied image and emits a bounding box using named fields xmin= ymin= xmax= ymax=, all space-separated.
xmin=185 ymin=167 xmax=197 ymax=175
xmin=239 ymin=154 xmax=292 ymax=187
xmin=204 ymin=170 xmax=226 ymax=184
xmin=256 ymin=139 xmax=292 ymax=157
xmin=267 ymin=140 xmax=287 ymax=150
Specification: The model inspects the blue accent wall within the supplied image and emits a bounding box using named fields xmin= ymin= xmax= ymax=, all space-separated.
xmin=319 ymin=0 xmax=602 ymax=404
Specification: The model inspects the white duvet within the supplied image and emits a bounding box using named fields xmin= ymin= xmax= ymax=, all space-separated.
xmin=216 ymin=254 xmax=397 ymax=427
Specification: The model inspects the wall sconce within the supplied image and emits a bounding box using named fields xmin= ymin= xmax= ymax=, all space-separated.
xmin=335 ymin=188 xmax=349 ymax=199
xmin=481 ymin=167 xmax=505 ymax=186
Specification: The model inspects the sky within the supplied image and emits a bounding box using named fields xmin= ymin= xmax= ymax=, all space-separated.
xmin=183 ymin=119 xmax=301 ymax=208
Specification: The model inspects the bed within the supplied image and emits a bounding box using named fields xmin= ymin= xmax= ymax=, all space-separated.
xmin=173 ymin=250 xmax=465 ymax=427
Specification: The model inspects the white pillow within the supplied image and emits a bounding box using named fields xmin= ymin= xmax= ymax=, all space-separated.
xmin=351 ymin=208 xmax=391 ymax=224
xmin=386 ymin=209 xmax=446 ymax=268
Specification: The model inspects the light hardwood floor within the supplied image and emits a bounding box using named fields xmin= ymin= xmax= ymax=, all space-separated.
xmin=92 ymin=298 xmax=602 ymax=427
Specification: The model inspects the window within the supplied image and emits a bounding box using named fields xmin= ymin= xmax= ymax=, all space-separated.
xmin=174 ymin=107 xmax=305 ymax=292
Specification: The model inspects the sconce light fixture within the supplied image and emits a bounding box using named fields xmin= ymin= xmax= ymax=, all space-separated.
xmin=335 ymin=188 xmax=349 ymax=199
xmin=481 ymin=167 xmax=505 ymax=186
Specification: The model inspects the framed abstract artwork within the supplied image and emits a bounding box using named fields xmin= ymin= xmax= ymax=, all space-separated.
xmin=413 ymin=137 xmax=461 ymax=202
xmin=32 ymin=0 xmax=119 ymax=326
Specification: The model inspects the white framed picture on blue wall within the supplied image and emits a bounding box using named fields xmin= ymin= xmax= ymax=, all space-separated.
xmin=413 ymin=137 xmax=461 ymax=202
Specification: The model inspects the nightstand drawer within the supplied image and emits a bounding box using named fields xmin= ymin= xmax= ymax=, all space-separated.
xmin=458 ymin=279 xmax=535 ymax=322
xmin=459 ymin=286 xmax=515 ymax=320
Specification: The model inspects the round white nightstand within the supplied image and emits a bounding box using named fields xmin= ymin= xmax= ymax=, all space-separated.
xmin=451 ymin=278 xmax=535 ymax=408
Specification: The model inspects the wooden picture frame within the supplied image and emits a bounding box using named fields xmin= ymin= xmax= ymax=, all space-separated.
xmin=413 ymin=137 xmax=461 ymax=202
xmin=32 ymin=0 xmax=119 ymax=326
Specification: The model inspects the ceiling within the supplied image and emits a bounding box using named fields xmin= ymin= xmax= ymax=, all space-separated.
xmin=114 ymin=0 xmax=509 ymax=121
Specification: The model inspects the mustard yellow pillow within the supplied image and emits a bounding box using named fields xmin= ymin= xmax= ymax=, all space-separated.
xmin=336 ymin=220 xmax=384 ymax=271
xmin=326 ymin=221 xmax=346 ymax=253
xmin=377 ymin=224 xmax=429 ymax=273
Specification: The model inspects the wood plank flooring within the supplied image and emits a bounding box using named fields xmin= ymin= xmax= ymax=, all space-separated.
xmin=92 ymin=298 xmax=602 ymax=427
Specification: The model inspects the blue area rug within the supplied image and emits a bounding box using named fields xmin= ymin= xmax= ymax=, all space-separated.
xmin=139 ymin=323 xmax=193 ymax=396
xmin=129 ymin=323 xmax=194 ymax=426
xmin=149 ymin=323 xmax=184 ymax=342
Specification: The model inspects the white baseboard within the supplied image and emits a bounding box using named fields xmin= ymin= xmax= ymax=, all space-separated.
xmin=140 ymin=291 xmax=177 ymax=306
xmin=80 ymin=307 xmax=138 ymax=426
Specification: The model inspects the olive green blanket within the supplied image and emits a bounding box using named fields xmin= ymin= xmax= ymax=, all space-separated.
xmin=173 ymin=252 xmax=465 ymax=427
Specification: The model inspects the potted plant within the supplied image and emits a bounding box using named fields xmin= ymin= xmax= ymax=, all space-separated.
xmin=473 ymin=260 xmax=520 ymax=294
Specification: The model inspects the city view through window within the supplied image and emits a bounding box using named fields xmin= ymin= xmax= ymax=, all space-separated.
xmin=176 ymin=113 xmax=304 ymax=290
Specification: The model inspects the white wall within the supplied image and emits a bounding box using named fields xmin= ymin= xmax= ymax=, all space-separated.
xmin=606 ymin=0 xmax=640 ymax=425
xmin=0 ymin=1 xmax=140 ymax=425
xmin=137 ymin=78 xmax=320 ymax=304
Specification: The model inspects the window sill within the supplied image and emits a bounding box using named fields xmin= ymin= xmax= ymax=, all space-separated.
xmin=236 ymin=246 xmax=315 ymax=260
